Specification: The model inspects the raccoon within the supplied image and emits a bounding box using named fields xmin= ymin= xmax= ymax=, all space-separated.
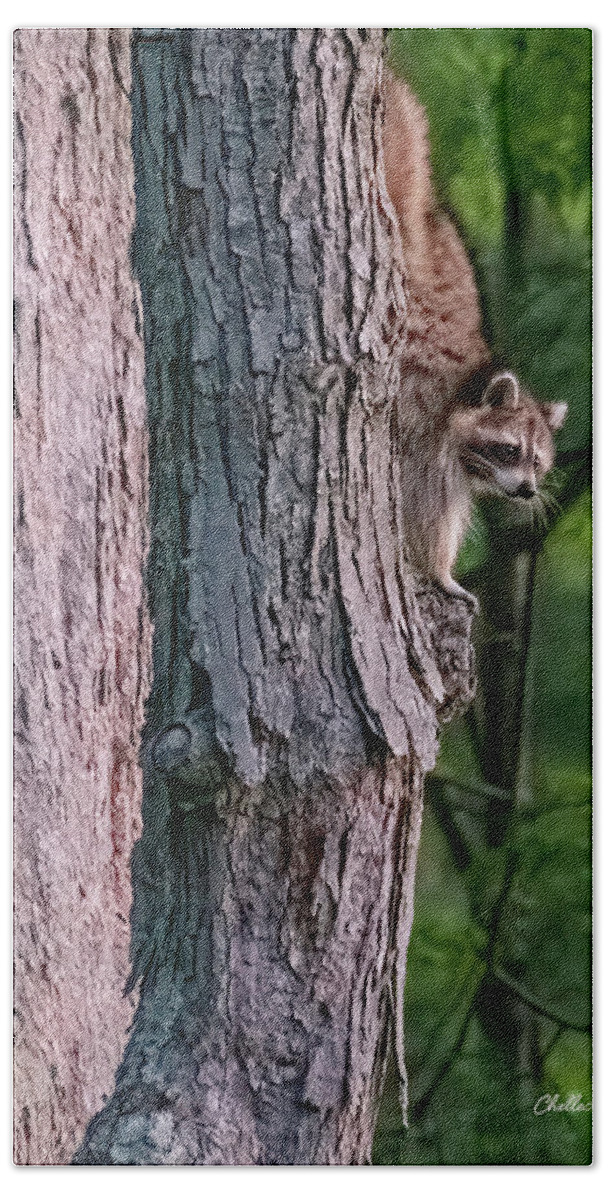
xmin=383 ymin=74 xmax=567 ymax=596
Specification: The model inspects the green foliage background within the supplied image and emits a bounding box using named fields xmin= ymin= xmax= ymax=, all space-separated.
xmin=373 ymin=29 xmax=592 ymax=1166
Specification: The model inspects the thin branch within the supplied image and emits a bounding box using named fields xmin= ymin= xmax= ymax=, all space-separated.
xmin=430 ymin=773 xmax=511 ymax=806
xmin=492 ymin=966 xmax=592 ymax=1035
xmin=410 ymin=1004 xmax=475 ymax=1125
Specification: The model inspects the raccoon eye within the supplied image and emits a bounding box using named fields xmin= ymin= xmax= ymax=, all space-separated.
xmin=489 ymin=443 xmax=520 ymax=465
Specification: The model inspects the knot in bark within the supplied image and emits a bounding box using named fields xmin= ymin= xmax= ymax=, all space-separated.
xmin=153 ymin=708 xmax=228 ymax=810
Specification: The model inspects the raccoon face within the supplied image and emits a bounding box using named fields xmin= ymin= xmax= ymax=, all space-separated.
xmin=455 ymin=371 xmax=567 ymax=499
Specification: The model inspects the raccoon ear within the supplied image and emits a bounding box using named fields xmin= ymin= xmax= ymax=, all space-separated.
xmin=541 ymin=401 xmax=568 ymax=431
xmin=481 ymin=371 xmax=521 ymax=410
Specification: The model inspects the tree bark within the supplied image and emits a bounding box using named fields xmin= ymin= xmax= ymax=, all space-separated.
xmin=72 ymin=29 xmax=475 ymax=1166
xmin=13 ymin=29 xmax=150 ymax=1164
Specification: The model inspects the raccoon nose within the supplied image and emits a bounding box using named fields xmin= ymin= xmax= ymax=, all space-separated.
xmin=515 ymin=481 xmax=536 ymax=499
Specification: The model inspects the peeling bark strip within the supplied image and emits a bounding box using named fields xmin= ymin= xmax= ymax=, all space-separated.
xmin=75 ymin=29 xmax=475 ymax=1165
xmin=13 ymin=30 xmax=150 ymax=1164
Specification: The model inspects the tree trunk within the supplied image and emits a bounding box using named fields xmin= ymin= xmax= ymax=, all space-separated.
xmin=73 ymin=29 xmax=475 ymax=1166
xmin=13 ymin=29 xmax=150 ymax=1164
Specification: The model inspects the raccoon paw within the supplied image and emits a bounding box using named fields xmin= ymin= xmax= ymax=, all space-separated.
xmin=437 ymin=576 xmax=479 ymax=612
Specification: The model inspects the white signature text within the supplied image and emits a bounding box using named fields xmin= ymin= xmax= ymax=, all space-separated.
xmin=533 ymin=1093 xmax=592 ymax=1115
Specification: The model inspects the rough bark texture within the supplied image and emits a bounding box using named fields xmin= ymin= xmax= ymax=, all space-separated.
xmin=13 ymin=29 xmax=150 ymax=1165
xmin=74 ymin=29 xmax=475 ymax=1166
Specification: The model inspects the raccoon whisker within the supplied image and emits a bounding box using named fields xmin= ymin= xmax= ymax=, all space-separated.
xmin=539 ymin=491 xmax=562 ymax=524
xmin=536 ymin=506 xmax=550 ymax=535
xmin=520 ymin=494 xmax=548 ymax=537
xmin=530 ymin=501 xmax=546 ymax=537
xmin=542 ymin=494 xmax=562 ymax=532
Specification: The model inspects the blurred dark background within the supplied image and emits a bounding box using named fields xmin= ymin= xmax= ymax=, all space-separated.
xmin=374 ymin=28 xmax=592 ymax=1166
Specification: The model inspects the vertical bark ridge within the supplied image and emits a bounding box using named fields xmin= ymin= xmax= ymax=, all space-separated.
xmin=13 ymin=29 xmax=150 ymax=1164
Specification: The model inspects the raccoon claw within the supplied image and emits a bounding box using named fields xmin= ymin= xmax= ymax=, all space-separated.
xmin=438 ymin=578 xmax=479 ymax=613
